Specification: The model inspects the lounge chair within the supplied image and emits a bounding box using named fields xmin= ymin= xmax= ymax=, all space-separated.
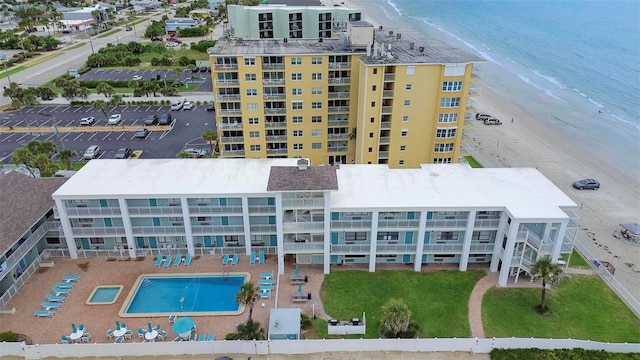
xmin=250 ymin=251 xmax=256 ymax=264
xmin=259 ymin=285 xmax=274 ymax=291
xmin=198 ymin=334 xmax=206 ymax=341
xmin=184 ymin=253 xmax=192 ymax=266
xmin=41 ymin=301 xmax=62 ymax=310
xmin=258 ymin=279 xmax=275 ymax=285
xmin=259 ymin=250 xmax=265 ymax=264
xmin=157 ymin=330 xmax=167 ymax=341
xmin=221 ymin=254 xmax=229 ymax=265
xmin=259 ymin=271 xmax=273 ymax=279
xmin=124 ymin=330 xmax=132 ymax=340
xmin=114 ymin=336 xmax=125 ymax=343
xmin=154 ymin=324 xmax=161 ymax=332
xmin=78 ymin=324 xmax=86 ymax=332
xmin=46 ymin=293 xmax=65 ymax=302
xmin=52 ymin=286 xmax=71 ymax=295
xmin=137 ymin=328 xmax=146 ymax=339
xmin=168 ymin=315 xmax=177 ymax=324
xmin=173 ymin=253 xmax=182 ymax=267
xmin=61 ymin=335 xmax=71 ymax=344
xmin=163 ymin=254 xmax=172 ymax=268
xmin=154 ymin=254 xmax=164 ymax=267
xmin=81 ymin=332 xmax=91 ymax=343
xmin=35 ymin=310 xmax=55 ymax=317
xmin=207 ymin=334 xmax=215 ymax=341
xmin=62 ymin=275 xmax=81 ymax=282
xmin=173 ymin=336 xmax=182 ymax=342
xmin=231 ymin=254 xmax=239 ymax=265
xmin=55 ymin=282 xmax=74 ymax=289
xmin=259 ymin=291 xmax=271 ymax=299
xmin=105 ymin=329 xmax=114 ymax=339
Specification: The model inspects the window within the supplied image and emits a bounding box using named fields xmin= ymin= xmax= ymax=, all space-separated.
xmin=403 ymin=100 xmax=410 ymax=106
xmin=377 ymin=232 xmax=399 ymax=240
xmin=373 ymin=68 xmax=378 ymax=74
xmin=312 ymin=116 xmax=322 ymax=123
xmin=248 ymin=117 xmax=259 ymax=124
xmin=312 ymin=102 xmax=322 ymax=109
xmin=398 ymin=160 xmax=405 ymax=166
xmin=293 ymin=143 xmax=303 ymax=150
xmin=312 ymin=87 xmax=323 ymax=95
xmin=401 ymin=130 xmax=408 ymax=137
xmin=368 ymin=147 xmax=372 ymax=152
xmin=434 ymin=143 xmax=454 ymax=152
xmin=250 ymin=144 xmax=261 ymax=151
xmin=249 ymin=131 xmax=260 ymax=138
xmin=406 ymin=66 xmax=415 ymax=75
xmin=312 ymin=129 xmax=322 ymax=136
xmin=312 ymin=73 xmax=322 ymax=80
xmin=246 ymin=88 xmax=257 ymax=96
xmin=312 ymin=143 xmax=322 ymax=149
xmin=372 ymin=85 xmax=377 ymax=91
xmin=370 ymin=117 xmax=374 ymax=123
xmin=292 ymin=116 xmax=303 ymax=123
xmin=291 ymin=57 xmax=302 ymax=65
xmin=245 ymin=73 xmax=257 ymax=81
xmin=369 ymin=132 xmax=373 ymax=138
xmin=438 ymin=113 xmax=458 ymax=123
xmin=292 ymin=73 xmax=302 ymax=80
xmin=244 ymin=57 xmax=255 ymax=66
xmin=402 ymin=116 xmax=409 ymax=122
xmin=248 ymin=103 xmax=258 ymax=111
xmin=436 ymin=128 xmax=457 ymax=138
xmin=405 ymin=84 xmax=412 ymax=90
xmin=436 ymin=231 xmax=459 ymax=241
xmin=346 ymin=232 xmax=368 ymax=241
xmin=433 ymin=157 xmax=452 ymax=164
xmin=371 ymin=101 xmax=375 ymax=107
xmin=292 ymin=88 xmax=302 ymax=95
xmin=400 ymin=145 xmax=406 ymax=151
xmin=440 ymin=97 xmax=461 ymax=108
xmin=293 ymin=130 xmax=303 ymax=137
xmin=90 ymin=238 xmax=105 ymax=244
xmin=311 ymin=57 xmax=322 ymax=64
xmin=292 ymin=101 xmax=303 ymax=110
xmin=442 ymin=81 xmax=463 ymax=91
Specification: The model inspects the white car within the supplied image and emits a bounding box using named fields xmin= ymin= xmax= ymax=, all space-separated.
xmin=182 ymin=101 xmax=195 ymax=110
xmin=132 ymin=75 xmax=143 ymax=80
xmin=79 ymin=116 xmax=95 ymax=126
xmin=108 ymin=114 xmax=122 ymax=125
xmin=166 ymin=42 xmax=179 ymax=48
xmin=170 ymin=101 xmax=183 ymax=111
xmin=82 ymin=145 xmax=102 ymax=160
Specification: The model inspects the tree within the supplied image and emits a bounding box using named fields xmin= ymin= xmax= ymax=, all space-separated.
xmin=35 ymin=86 xmax=56 ymax=101
xmin=224 ymin=319 xmax=265 ymax=340
xmin=92 ymin=99 xmax=108 ymax=119
xmin=57 ymin=149 xmax=77 ymax=170
xmin=201 ymin=129 xmax=217 ymax=156
xmin=530 ymin=256 xmax=562 ymax=313
xmin=12 ymin=140 xmax=58 ymax=177
xmin=235 ymin=282 xmax=258 ymax=322
xmin=378 ymin=298 xmax=416 ymax=338
xmin=96 ymin=82 xmax=115 ymax=98
xmin=110 ymin=94 xmax=124 ymax=106
xmin=177 ymin=150 xmax=194 ymax=158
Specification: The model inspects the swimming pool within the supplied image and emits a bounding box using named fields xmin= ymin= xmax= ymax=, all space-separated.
xmin=86 ymin=285 xmax=123 ymax=305
xmin=119 ymin=273 xmax=249 ymax=317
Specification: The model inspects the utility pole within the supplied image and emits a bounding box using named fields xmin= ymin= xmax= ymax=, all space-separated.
xmin=0 ymin=54 xmax=11 ymax=84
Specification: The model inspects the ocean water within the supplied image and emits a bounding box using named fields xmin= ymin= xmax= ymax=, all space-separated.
xmin=364 ymin=0 xmax=640 ymax=176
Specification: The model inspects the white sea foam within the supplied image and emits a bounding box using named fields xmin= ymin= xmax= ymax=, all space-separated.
xmin=387 ymin=0 xmax=402 ymax=16
xmin=516 ymin=74 xmax=543 ymax=91
xmin=531 ymin=69 xmax=565 ymax=89
xmin=544 ymin=89 xmax=567 ymax=103
xmin=611 ymin=114 xmax=640 ymax=130
xmin=588 ymin=97 xmax=603 ymax=108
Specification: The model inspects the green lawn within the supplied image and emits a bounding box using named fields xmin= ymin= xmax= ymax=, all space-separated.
xmin=319 ymin=270 xmax=485 ymax=338
xmin=0 ymin=66 xmax=26 ymax=79
xmin=71 ymin=162 xmax=88 ymax=171
xmin=96 ymin=29 xmax=121 ymax=39
xmin=463 ymin=155 xmax=483 ymax=168
xmin=482 ymin=275 xmax=640 ymax=343
xmin=565 ymin=249 xmax=591 ymax=269
xmin=63 ymin=43 xmax=86 ymax=51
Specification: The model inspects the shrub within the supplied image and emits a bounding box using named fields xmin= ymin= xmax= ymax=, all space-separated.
xmin=0 ymin=331 xmax=17 ymax=342
xmin=300 ymin=313 xmax=313 ymax=330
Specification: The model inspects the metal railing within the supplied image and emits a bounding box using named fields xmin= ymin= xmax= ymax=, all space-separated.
xmin=381 ymin=106 xmax=393 ymax=114
xmin=70 ymin=226 xmax=126 ymax=236
xmin=188 ymin=206 xmax=243 ymax=214
xmin=218 ymin=123 xmax=243 ymax=130
xmin=191 ymin=225 xmax=244 ymax=234
xmin=424 ymin=219 xmax=468 ymax=228
xmin=222 ymin=150 xmax=245 ymax=157
xmin=216 ymin=94 xmax=241 ymax=101
xmin=380 ymin=121 xmax=392 ymax=130
xmin=282 ymin=198 xmax=324 ymax=208
xmin=215 ymin=79 xmax=239 ymax=86
xmin=249 ymin=224 xmax=277 ymax=233
xmin=217 ymin=109 xmax=242 ymax=116
xmin=383 ymin=73 xmax=395 ymax=81
xmin=328 ymin=146 xmax=348 ymax=152
xmin=283 ymin=242 xmax=324 ymax=252
xmin=328 ymin=78 xmax=350 ymax=84
xmin=266 ymin=135 xmax=287 ymax=141
xmin=266 ymin=148 xmax=288 ymax=155
xmin=327 ymin=133 xmax=348 ymax=140
xmin=128 ymin=206 xmax=183 ymax=215
xmin=328 ymin=119 xmax=349 ymax=126
xmin=65 ymin=207 xmax=121 ymax=216
xmin=131 ymin=226 xmax=186 ymax=235
xmin=328 ymin=62 xmax=351 ymax=68
xmin=262 ymin=79 xmax=285 ymax=85
xmin=328 ymin=106 xmax=350 ymax=113
xmin=283 ymin=222 xmax=324 ymax=232
xmin=264 ymin=108 xmax=286 ymax=115
xmin=219 ymin=136 xmax=245 ymax=143
xmin=382 ymin=90 xmax=394 ymax=98
xmin=377 ymin=219 xmax=420 ymax=228
xmin=214 ymin=63 xmax=238 ymax=70
xmin=328 ymin=92 xmax=350 ymax=99
xmin=265 ymin=122 xmax=287 ymax=128
xmin=261 ymin=63 xmax=285 ymax=70
xmin=263 ymin=93 xmax=286 ymax=100
xmin=330 ymin=220 xmax=372 ymax=229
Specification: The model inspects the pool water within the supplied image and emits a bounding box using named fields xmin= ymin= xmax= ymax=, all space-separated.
xmin=86 ymin=285 xmax=123 ymax=305
xmin=120 ymin=274 xmax=247 ymax=317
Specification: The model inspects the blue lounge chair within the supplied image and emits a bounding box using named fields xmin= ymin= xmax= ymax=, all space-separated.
xmin=221 ymin=254 xmax=229 ymax=265
xmin=184 ymin=253 xmax=192 ymax=266
xmin=250 ymin=251 xmax=256 ymax=264
xmin=198 ymin=334 xmax=206 ymax=341
xmin=173 ymin=253 xmax=182 ymax=267
xmin=35 ymin=310 xmax=55 ymax=317
xmin=41 ymin=301 xmax=62 ymax=310
xmin=259 ymin=285 xmax=274 ymax=291
xmin=163 ymin=254 xmax=172 ymax=268
xmin=137 ymin=328 xmax=146 ymax=339
xmin=62 ymin=275 xmax=81 ymax=282
xmin=55 ymin=282 xmax=74 ymax=289
xmin=154 ymin=254 xmax=164 ymax=267
xmin=259 ymin=250 xmax=265 ymax=264
xmin=258 ymin=279 xmax=275 ymax=285
xmin=61 ymin=335 xmax=71 ymax=344
xmin=207 ymin=334 xmax=214 ymax=341
xmin=46 ymin=293 xmax=65 ymax=302
xmin=259 ymin=290 xmax=271 ymax=299
xmin=52 ymin=286 xmax=71 ymax=296
xmin=231 ymin=254 xmax=239 ymax=265
xmin=78 ymin=324 xmax=86 ymax=332
xmin=114 ymin=336 xmax=125 ymax=343
xmin=260 ymin=271 xmax=273 ymax=279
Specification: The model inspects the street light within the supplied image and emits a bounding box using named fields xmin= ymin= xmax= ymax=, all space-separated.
xmin=0 ymin=54 xmax=11 ymax=84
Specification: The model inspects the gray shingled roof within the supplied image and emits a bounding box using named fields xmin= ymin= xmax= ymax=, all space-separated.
xmin=267 ymin=166 xmax=338 ymax=191
xmin=0 ymin=172 xmax=67 ymax=252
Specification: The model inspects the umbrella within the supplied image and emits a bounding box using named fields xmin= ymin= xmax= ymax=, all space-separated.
xmin=172 ymin=317 xmax=195 ymax=338
xmin=115 ymin=320 xmax=120 ymax=331
xmin=71 ymin=323 xmax=77 ymax=333
xmin=148 ymin=321 xmax=153 ymax=333
xmin=294 ymin=264 xmax=300 ymax=276
xmin=297 ymin=283 xmax=302 ymax=294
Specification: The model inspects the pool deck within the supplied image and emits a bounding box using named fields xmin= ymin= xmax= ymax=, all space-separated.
xmin=0 ymin=254 xmax=327 ymax=344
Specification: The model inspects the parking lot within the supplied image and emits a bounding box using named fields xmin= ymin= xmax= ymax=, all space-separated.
xmin=78 ymin=68 xmax=213 ymax=93
xmin=0 ymin=104 xmax=216 ymax=162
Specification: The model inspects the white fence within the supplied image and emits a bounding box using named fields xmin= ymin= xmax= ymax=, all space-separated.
xmin=0 ymin=338 xmax=638 ymax=359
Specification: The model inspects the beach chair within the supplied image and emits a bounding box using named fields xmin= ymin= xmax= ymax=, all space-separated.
xmin=259 ymin=285 xmax=274 ymax=291
xmin=78 ymin=324 xmax=86 ymax=332
xmin=259 ymin=271 xmax=273 ymax=280
xmin=259 ymin=290 xmax=271 ymax=299
xmin=259 ymin=250 xmax=265 ymax=264
xmin=189 ymin=333 xmax=196 ymax=341
xmin=55 ymin=282 xmax=74 ymax=289
xmin=173 ymin=336 xmax=182 ymax=342
xmin=184 ymin=253 xmax=192 ymax=266
xmin=61 ymin=335 xmax=71 ymax=344
xmin=207 ymin=334 xmax=214 ymax=341
xmin=154 ymin=254 xmax=164 ymax=267
xmin=173 ymin=253 xmax=182 ymax=267
xmin=258 ymin=279 xmax=275 ymax=285
xmin=137 ymin=328 xmax=146 ymax=339
xmin=62 ymin=275 xmax=81 ymax=282
xmin=121 ymin=322 xmax=127 ymax=329
xmin=124 ymin=330 xmax=132 ymax=340
xmin=250 ymin=251 xmax=256 ymax=264
xmin=221 ymin=254 xmax=229 ymax=265
xmin=163 ymin=254 xmax=172 ymax=268
xmin=231 ymin=254 xmax=239 ymax=265
xmin=52 ymin=286 xmax=71 ymax=295
xmin=46 ymin=293 xmax=65 ymax=302
xmin=35 ymin=310 xmax=55 ymax=317
xmin=154 ymin=324 xmax=161 ymax=332
xmin=168 ymin=315 xmax=177 ymax=324
xmin=105 ymin=329 xmax=114 ymax=339
xmin=157 ymin=330 xmax=167 ymax=341
xmin=198 ymin=334 xmax=206 ymax=341
xmin=114 ymin=336 xmax=125 ymax=343
xmin=81 ymin=332 xmax=91 ymax=343
xmin=41 ymin=301 xmax=62 ymax=310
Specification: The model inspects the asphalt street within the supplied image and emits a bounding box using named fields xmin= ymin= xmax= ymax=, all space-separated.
xmin=0 ymin=105 xmax=216 ymax=162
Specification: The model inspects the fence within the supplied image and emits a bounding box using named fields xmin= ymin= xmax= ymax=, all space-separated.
xmin=0 ymin=337 xmax=638 ymax=359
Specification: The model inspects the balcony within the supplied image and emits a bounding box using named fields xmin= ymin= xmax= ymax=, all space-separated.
xmin=331 ymin=243 xmax=371 ymax=253
xmin=378 ymin=151 xmax=389 ymax=159
xmin=250 ymin=224 xmax=277 ymax=233
xmin=214 ymin=63 xmax=239 ymax=71
xmin=328 ymin=62 xmax=351 ymax=69
xmin=284 ymin=242 xmax=324 ymax=253
xmin=328 ymin=119 xmax=349 ymax=126
xmin=328 ymin=78 xmax=350 ymax=85
xmin=219 ymin=136 xmax=245 ymax=143
xmin=72 ymin=226 xmax=126 ymax=236
xmin=191 ymin=225 xmax=245 ymax=234
xmin=382 ymin=90 xmax=394 ymax=98
xmin=188 ymin=206 xmax=243 ymax=214
xmin=215 ymin=79 xmax=240 ymax=86
xmin=379 ymin=137 xmax=390 ymax=144
xmin=263 ymin=93 xmax=286 ymax=100
xmin=218 ymin=123 xmax=243 ymax=130
xmin=247 ymin=205 xmax=276 ymax=213
xmin=383 ymin=73 xmax=395 ymax=82
xmin=377 ymin=219 xmax=420 ymax=228
xmin=131 ymin=226 xmax=186 ymax=235
xmin=376 ymin=244 xmax=417 ymax=253
xmin=328 ymin=106 xmax=349 ymax=114
xmin=422 ymin=243 xmax=463 ymax=253
xmin=222 ymin=150 xmax=245 ymax=157
xmin=261 ymin=63 xmax=285 ymax=70
xmin=283 ymin=221 xmax=324 ymax=232
xmin=328 ymin=92 xmax=350 ymax=99
xmin=217 ymin=109 xmax=242 ymax=116
xmin=328 ymin=146 xmax=348 ymax=152
xmin=424 ymin=219 xmax=468 ymax=229
xmin=265 ymin=135 xmax=287 ymax=141
xmin=282 ymin=198 xmax=324 ymax=208
xmin=262 ymin=79 xmax=286 ymax=85
xmin=266 ymin=148 xmax=288 ymax=155
xmin=216 ymin=94 xmax=241 ymax=101
xmin=128 ymin=206 xmax=183 ymax=215
xmin=65 ymin=207 xmax=121 ymax=217
xmin=381 ymin=106 xmax=393 ymax=114
xmin=327 ymin=133 xmax=348 ymax=140
xmin=469 ymin=243 xmax=496 ymax=253
xmin=330 ymin=220 xmax=372 ymax=230
xmin=474 ymin=218 xmax=500 ymax=228
xmin=265 ymin=122 xmax=287 ymax=128
xmin=264 ymin=108 xmax=286 ymax=115
xmin=380 ymin=121 xmax=391 ymax=130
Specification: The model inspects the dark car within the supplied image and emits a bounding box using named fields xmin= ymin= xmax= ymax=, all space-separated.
xmin=206 ymin=101 xmax=215 ymax=111
xmin=62 ymin=30 xmax=71 ymax=34
xmin=125 ymin=26 xmax=133 ymax=31
xmin=144 ymin=114 xmax=159 ymax=125
xmin=114 ymin=147 xmax=132 ymax=159
xmin=151 ymin=36 xmax=163 ymax=42
xmin=159 ymin=113 xmax=172 ymax=125
xmin=135 ymin=128 xmax=149 ymax=139
xmin=573 ymin=178 xmax=600 ymax=190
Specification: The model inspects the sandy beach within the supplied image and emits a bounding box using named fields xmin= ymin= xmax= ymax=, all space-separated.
xmin=323 ymin=0 xmax=640 ymax=303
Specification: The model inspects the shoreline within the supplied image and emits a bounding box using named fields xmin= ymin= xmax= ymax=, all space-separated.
xmin=323 ymin=0 xmax=640 ymax=302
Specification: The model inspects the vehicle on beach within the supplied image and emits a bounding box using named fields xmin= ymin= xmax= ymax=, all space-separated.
xmin=476 ymin=113 xmax=492 ymax=121
xmin=573 ymin=178 xmax=600 ymax=190
xmin=483 ymin=117 xmax=502 ymax=125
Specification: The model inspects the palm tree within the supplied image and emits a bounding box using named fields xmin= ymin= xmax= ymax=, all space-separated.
xmin=201 ymin=129 xmax=217 ymax=156
xmin=235 ymin=282 xmax=258 ymax=322
xmin=378 ymin=298 xmax=411 ymax=338
xmin=110 ymin=94 xmax=124 ymax=106
xmin=57 ymin=149 xmax=77 ymax=170
xmin=92 ymin=99 xmax=108 ymax=119
xmin=177 ymin=150 xmax=194 ymax=158
xmin=96 ymin=83 xmax=115 ymax=98
xmin=235 ymin=319 xmax=265 ymax=340
xmin=530 ymin=256 xmax=562 ymax=313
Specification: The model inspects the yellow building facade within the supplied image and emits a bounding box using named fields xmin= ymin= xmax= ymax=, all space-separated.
xmin=210 ymin=25 xmax=482 ymax=167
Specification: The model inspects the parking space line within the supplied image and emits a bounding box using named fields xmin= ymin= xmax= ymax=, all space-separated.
xmin=85 ymin=108 xmax=93 ymax=112
xmin=60 ymin=133 xmax=71 ymax=142
xmin=133 ymin=106 xmax=141 ymax=112
xmin=16 ymin=134 xmax=29 ymax=142
xmin=121 ymin=106 xmax=129 ymax=112
xmin=73 ymin=133 xmax=83 ymax=141
xmin=116 ymin=132 xmax=126 ymax=140
xmin=3 ymin=133 xmax=16 ymax=141
xmin=61 ymin=106 xmax=72 ymax=112
xmin=102 ymin=133 xmax=111 ymax=141
xmin=43 ymin=134 xmax=56 ymax=141
xmin=145 ymin=106 xmax=152 ymax=112
xmin=87 ymin=133 xmax=98 ymax=141
xmin=73 ymin=107 xmax=84 ymax=113
xmin=51 ymin=106 xmax=62 ymax=112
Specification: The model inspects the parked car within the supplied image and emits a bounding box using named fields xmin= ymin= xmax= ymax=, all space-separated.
xmin=135 ymin=128 xmax=149 ymax=139
xmin=166 ymin=41 xmax=179 ymax=48
xmin=158 ymin=113 xmax=172 ymax=125
xmin=170 ymin=101 xmax=183 ymax=111
xmin=126 ymin=26 xmax=133 ymax=31
xmin=82 ymin=145 xmax=102 ymax=160
xmin=108 ymin=114 xmax=122 ymax=125
xmin=483 ymin=117 xmax=502 ymax=125
xmin=132 ymin=75 xmax=143 ymax=80
xmin=182 ymin=101 xmax=195 ymax=110
xmin=190 ymin=66 xmax=199 ymax=73
xmin=151 ymin=36 xmax=163 ymax=42
xmin=475 ymin=113 xmax=492 ymax=121
xmin=79 ymin=116 xmax=95 ymax=126
xmin=182 ymin=148 xmax=209 ymax=158
xmin=573 ymin=178 xmax=600 ymax=190
xmin=206 ymin=101 xmax=215 ymax=111
xmin=144 ymin=114 xmax=158 ymax=125
xmin=167 ymin=37 xmax=181 ymax=43
xmin=62 ymin=30 xmax=71 ymax=34
xmin=113 ymin=147 xmax=132 ymax=159
xmin=199 ymin=66 xmax=209 ymax=72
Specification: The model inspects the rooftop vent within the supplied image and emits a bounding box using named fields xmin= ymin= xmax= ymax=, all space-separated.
xmin=297 ymin=158 xmax=309 ymax=170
